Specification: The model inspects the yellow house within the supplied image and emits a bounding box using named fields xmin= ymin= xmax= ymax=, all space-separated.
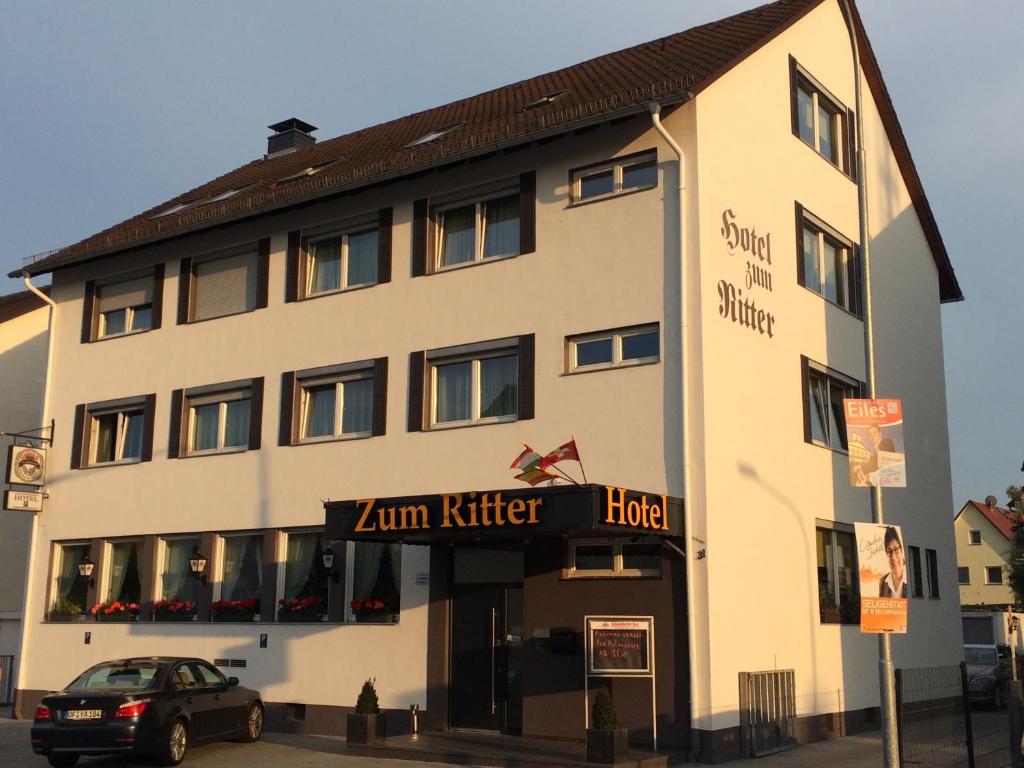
xmin=955 ymin=499 xmax=1017 ymax=609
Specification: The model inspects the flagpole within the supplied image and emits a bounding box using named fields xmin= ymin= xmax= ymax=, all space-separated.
xmin=550 ymin=465 xmax=579 ymax=485
xmin=573 ymin=434 xmax=589 ymax=484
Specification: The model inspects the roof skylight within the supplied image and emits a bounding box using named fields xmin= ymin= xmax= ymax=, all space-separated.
xmin=277 ymin=162 xmax=335 ymax=183
xmin=405 ymin=123 xmax=462 ymax=148
xmin=523 ymin=91 xmax=568 ymax=110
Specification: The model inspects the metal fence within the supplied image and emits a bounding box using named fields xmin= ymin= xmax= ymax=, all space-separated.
xmin=738 ymin=669 xmax=797 ymax=757
xmin=896 ymin=662 xmax=1021 ymax=768
xmin=0 ymin=655 xmax=13 ymax=706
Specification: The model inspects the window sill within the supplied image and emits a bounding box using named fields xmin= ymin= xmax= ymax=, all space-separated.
xmin=182 ymin=306 xmax=262 ymax=326
xmin=88 ymin=327 xmax=153 ymax=344
xmin=562 ymin=572 xmax=661 ymax=581
xmin=567 ymin=183 xmax=656 ymax=209
xmin=81 ymin=458 xmax=143 ymax=470
xmin=181 ymin=446 xmax=249 ymax=459
xmin=428 ymin=415 xmax=518 ymax=431
xmin=296 ymin=432 xmax=373 ymax=446
xmin=430 ymin=251 xmax=519 ymax=276
xmin=300 ymin=281 xmax=378 ymax=302
xmin=563 ymin=357 xmax=659 ymax=376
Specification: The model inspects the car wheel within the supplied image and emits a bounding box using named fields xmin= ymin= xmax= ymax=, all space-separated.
xmin=46 ymin=755 xmax=79 ymax=768
xmin=238 ymin=702 xmax=264 ymax=743
xmin=156 ymin=719 xmax=189 ymax=767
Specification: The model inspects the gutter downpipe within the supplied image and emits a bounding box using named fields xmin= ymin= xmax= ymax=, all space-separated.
xmin=838 ymin=3 xmax=898 ymax=766
xmin=649 ymin=101 xmax=700 ymax=757
xmin=17 ymin=272 xmax=56 ymax=717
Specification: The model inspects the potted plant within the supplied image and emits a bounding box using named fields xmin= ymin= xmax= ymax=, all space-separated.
xmin=48 ymin=595 xmax=85 ymax=622
xmin=351 ymin=597 xmax=392 ymax=623
xmin=90 ymin=601 xmax=140 ymax=622
xmin=277 ymin=595 xmax=326 ymax=622
xmin=587 ymin=687 xmax=628 ymax=764
xmin=152 ymin=597 xmax=197 ymax=622
xmin=346 ymin=677 xmax=385 ymax=744
xmin=210 ymin=598 xmax=260 ymax=622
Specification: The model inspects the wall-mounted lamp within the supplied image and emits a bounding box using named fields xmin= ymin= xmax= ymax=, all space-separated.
xmin=77 ymin=554 xmax=96 ymax=588
xmin=188 ymin=548 xmax=208 ymax=586
xmin=322 ymin=546 xmax=339 ymax=583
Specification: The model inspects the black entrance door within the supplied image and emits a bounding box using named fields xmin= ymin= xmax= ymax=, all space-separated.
xmin=450 ymin=582 xmax=523 ymax=732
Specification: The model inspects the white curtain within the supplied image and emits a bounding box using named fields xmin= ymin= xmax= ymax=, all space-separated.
xmin=223 ymin=399 xmax=250 ymax=447
xmin=439 ymin=205 xmax=476 ymax=267
xmin=163 ymin=538 xmax=200 ymax=601
xmin=352 ymin=543 xmax=384 ymax=600
xmin=480 ymin=355 xmax=517 ymax=418
xmin=482 ymin=195 xmax=519 ymax=258
xmin=304 ymin=385 xmax=335 ymax=437
xmin=809 ymin=374 xmax=828 ymax=445
xmin=309 ymin=237 xmax=341 ymax=294
xmin=107 ymin=542 xmax=140 ymax=602
xmin=802 ymin=228 xmax=820 ymax=293
xmin=284 ymin=533 xmax=318 ymax=600
xmin=222 ymin=536 xmax=262 ymax=601
xmin=342 ymin=378 xmax=374 ymax=434
xmin=192 ymin=403 xmax=219 ymax=451
xmin=436 ymin=361 xmax=471 ymax=422
xmin=121 ymin=412 xmax=144 ymax=459
xmin=346 ymin=230 xmax=378 ymax=286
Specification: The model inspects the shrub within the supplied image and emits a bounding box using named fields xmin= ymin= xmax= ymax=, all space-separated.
xmin=591 ymin=687 xmax=620 ymax=730
xmin=355 ymin=678 xmax=380 ymax=714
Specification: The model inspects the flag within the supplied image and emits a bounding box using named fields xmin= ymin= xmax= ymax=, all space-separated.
xmin=514 ymin=467 xmax=559 ymax=486
xmin=538 ymin=439 xmax=580 ymax=470
xmin=510 ymin=444 xmax=542 ymax=471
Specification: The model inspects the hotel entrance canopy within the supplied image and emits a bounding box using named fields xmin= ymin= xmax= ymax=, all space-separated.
xmin=325 ymin=484 xmax=683 ymax=544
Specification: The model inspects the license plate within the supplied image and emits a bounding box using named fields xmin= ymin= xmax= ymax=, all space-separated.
xmin=66 ymin=709 xmax=103 ymax=720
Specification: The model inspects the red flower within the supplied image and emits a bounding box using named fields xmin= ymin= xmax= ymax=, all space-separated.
xmin=350 ymin=598 xmax=362 ymax=611
xmin=373 ymin=599 xmax=384 ymax=610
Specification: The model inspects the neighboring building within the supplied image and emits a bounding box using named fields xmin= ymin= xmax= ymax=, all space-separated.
xmin=9 ymin=0 xmax=964 ymax=762
xmin=956 ymin=499 xmax=1017 ymax=609
xmin=0 ymin=288 xmax=50 ymax=702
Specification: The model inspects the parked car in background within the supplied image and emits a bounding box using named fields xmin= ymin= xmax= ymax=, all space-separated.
xmin=30 ymin=657 xmax=263 ymax=767
xmin=965 ymin=644 xmax=1009 ymax=708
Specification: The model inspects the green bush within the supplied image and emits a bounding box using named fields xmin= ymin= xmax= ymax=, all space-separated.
xmin=591 ymin=687 xmax=619 ymax=730
xmin=355 ymin=678 xmax=380 ymax=714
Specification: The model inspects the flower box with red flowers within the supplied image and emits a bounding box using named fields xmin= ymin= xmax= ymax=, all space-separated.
xmin=90 ymin=601 xmax=140 ymax=622
xmin=152 ymin=597 xmax=198 ymax=622
xmin=351 ymin=597 xmax=395 ymax=623
xmin=277 ymin=595 xmax=327 ymax=622
xmin=209 ymin=598 xmax=260 ymax=622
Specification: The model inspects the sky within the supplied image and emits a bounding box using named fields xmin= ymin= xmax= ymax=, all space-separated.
xmin=0 ymin=1 xmax=1021 ymax=510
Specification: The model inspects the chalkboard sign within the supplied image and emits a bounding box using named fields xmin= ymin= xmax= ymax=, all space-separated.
xmin=586 ymin=617 xmax=652 ymax=676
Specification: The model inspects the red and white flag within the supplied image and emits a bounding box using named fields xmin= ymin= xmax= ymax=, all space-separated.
xmin=538 ymin=439 xmax=580 ymax=470
xmin=510 ymin=444 xmax=542 ymax=471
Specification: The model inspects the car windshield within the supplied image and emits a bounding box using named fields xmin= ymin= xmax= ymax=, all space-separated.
xmin=965 ymin=647 xmax=998 ymax=664
xmin=67 ymin=663 xmax=162 ymax=690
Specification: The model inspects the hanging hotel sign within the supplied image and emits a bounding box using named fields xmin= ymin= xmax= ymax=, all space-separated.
xmin=854 ymin=522 xmax=908 ymax=634
xmin=844 ymin=398 xmax=906 ymax=488
xmin=6 ymin=445 xmax=47 ymax=487
xmin=4 ymin=490 xmax=43 ymax=512
xmin=717 ymin=208 xmax=777 ymax=339
xmin=325 ymin=484 xmax=683 ymax=543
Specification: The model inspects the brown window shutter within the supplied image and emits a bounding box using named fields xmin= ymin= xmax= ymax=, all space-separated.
xmin=141 ymin=393 xmax=156 ymax=462
xmin=177 ymin=257 xmax=193 ymax=324
xmin=788 ymin=56 xmax=800 ymax=138
xmin=70 ymin=404 xmax=86 ymax=469
xmin=150 ymin=264 xmax=165 ymax=330
xmin=378 ymin=207 xmax=393 ymax=284
xmin=411 ymin=198 xmax=429 ymax=277
xmin=407 ymin=351 xmax=425 ymax=432
xmin=285 ymin=231 xmax=301 ymax=303
xmin=845 ymin=108 xmax=857 ymax=180
xmin=249 ymin=377 xmax=264 ymax=450
xmin=279 ymin=371 xmax=296 ymax=446
xmin=168 ymin=389 xmax=184 ymax=458
xmin=794 ymin=202 xmax=805 ymax=287
xmin=800 ymin=356 xmax=811 ymax=444
xmin=255 ymin=238 xmax=270 ymax=309
xmin=852 ymin=245 xmax=864 ymax=318
xmin=81 ymin=281 xmax=96 ymax=343
xmin=372 ymin=357 xmax=389 ymax=436
xmin=517 ymin=334 xmax=535 ymax=421
xmin=519 ymin=171 xmax=536 ymax=255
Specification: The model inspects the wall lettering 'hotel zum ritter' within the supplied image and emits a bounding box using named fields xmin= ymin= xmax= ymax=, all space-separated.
xmin=718 ymin=208 xmax=776 ymax=339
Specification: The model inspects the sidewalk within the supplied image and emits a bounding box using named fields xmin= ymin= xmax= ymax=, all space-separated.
xmin=697 ymin=732 xmax=882 ymax=767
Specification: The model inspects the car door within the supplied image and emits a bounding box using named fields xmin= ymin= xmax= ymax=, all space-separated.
xmin=190 ymin=662 xmax=234 ymax=736
xmin=170 ymin=663 xmax=215 ymax=741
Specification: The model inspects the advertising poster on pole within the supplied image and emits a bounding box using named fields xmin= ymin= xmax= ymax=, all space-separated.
xmin=844 ymin=398 xmax=906 ymax=488
xmin=854 ymin=522 xmax=908 ymax=634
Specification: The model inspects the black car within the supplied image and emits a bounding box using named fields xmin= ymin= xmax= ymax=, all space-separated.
xmin=30 ymin=656 xmax=263 ymax=767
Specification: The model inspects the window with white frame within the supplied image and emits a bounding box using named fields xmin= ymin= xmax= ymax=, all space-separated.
xmin=300 ymin=372 xmax=374 ymax=441
xmin=96 ymin=277 xmax=153 ymax=337
xmin=568 ymin=324 xmax=659 ymax=372
xmin=90 ymin=406 xmax=144 ymax=464
xmin=50 ymin=542 xmax=91 ymax=617
xmin=571 ymin=151 xmax=657 ymax=204
xmin=188 ymin=388 xmax=251 ymax=453
xmin=969 ymin=530 xmax=982 ymax=545
xmin=435 ymin=191 xmax=520 ymax=269
xmin=431 ymin=348 xmax=518 ymax=426
xmin=159 ymin=537 xmax=202 ymax=605
xmin=816 ymin=525 xmax=859 ymax=624
xmin=568 ymin=539 xmax=661 ymax=578
xmin=216 ymin=533 xmax=263 ymax=610
xmin=798 ymin=206 xmax=859 ymax=315
xmin=791 ymin=59 xmax=850 ymax=172
xmin=803 ymin=358 xmax=859 ymax=451
xmin=986 ymin=566 xmax=1004 ymax=585
xmin=305 ymin=228 xmax=379 ymax=296
xmin=189 ymin=249 xmax=260 ymax=322
xmin=279 ymin=530 xmax=330 ymax=620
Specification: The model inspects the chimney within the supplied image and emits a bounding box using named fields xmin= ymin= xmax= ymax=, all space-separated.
xmin=266 ymin=118 xmax=317 ymax=158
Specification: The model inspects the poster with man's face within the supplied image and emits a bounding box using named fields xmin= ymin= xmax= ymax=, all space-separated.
xmin=854 ymin=522 xmax=908 ymax=634
xmin=844 ymin=399 xmax=906 ymax=488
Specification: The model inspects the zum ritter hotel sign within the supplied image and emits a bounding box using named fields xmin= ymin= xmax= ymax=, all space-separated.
xmin=326 ymin=485 xmax=683 ymax=543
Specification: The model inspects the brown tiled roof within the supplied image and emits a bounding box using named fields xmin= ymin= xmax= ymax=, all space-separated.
xmin=958 ymin=500 xmax=1017 ymax=541
xmin=13 ymin=0 xmax=961 ymax=302
xmin=0 ymin=288 xmax=50 ymax=325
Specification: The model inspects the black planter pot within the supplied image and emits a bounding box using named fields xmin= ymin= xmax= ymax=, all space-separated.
xmin=347 ymin=712 xmax=386 ymax=744
xmin=586 ymin=727 xmax=628 ymax=764
xmin=355 ymin=611 xmax=393 ymax=624
xmin=211 ymin=611 xmax=258 ymax=623
xmin=46 ymin=613 xmax=86 ymax=623
xmin=154 ymin=613 xmax=197 ymax=622
xmin=94 ymin=612 xmax=139 ymax=622
xmin=277 ymin=611 xmax=326 ymax=623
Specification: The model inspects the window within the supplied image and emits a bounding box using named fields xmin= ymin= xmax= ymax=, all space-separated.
xmin=406 ymin=123 xmax=461 ymax=148
xmin=409 ymin=335 xmax=534 ymax=431
xmin=348 ymin=542 xmax=402 ymax=622
xmin=50 ymin=543 xmax=91 ymax=618
xmin=279 ymin=530 xmax=330 ymax=621
xmin=105 ymin=540 xmax=142 ymax=605
xmin=790 ymin=57 xmax=853 ymax=174
xmin=568 ymin=539 xmax=661 ymax=578
xmin=986 ymin=566 xmax=1004 ymax=585
xmin=412 ymin=174 xmax=534 ymax=277
xmin=816 ymin=525 xmax=859 ymax=624
xmin=926 ymin=548 xmax=940 ymax=598
xmin=280 ymin=359 xmax=387 ymax=445
xmin=215 ymin=534 xmax=263 ymax=620
xmin=158 ymin=537 xmax=202 ymax=607
xmin=908 ymin=545 xmax=924 ymax=597
xmin=571 ymin=151 xmax=657 ymax=203
xmin=178 ymin=241 xmax=269 ymax=323
xmin=71 ymin=395 xmax=155 ymax=469
xmin=797 ymin=205 xmax=859 ymax=315
xmin=169 ymin=378 xmax=263 ymax=458
xmin=969 ymin=530 xmax=982 ymax=545
xmin=288 ymin=210 xmax=391 ymax=303
xmin=958 ymin=567 xmax=970 ymax=585
xmin=82 ymin=266 xmax=163 ymax=342
xmin=802 ymin=358 xmax=859 ymax=450
xmin=567 ymin=324 xmax=659 ymax=372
